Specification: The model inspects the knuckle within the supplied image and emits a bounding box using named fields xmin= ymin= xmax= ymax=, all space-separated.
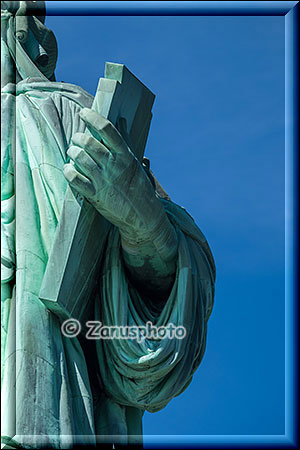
xmin=71 ymin=146 xmax=84 ymax=161
xmin=73 ymin=172 xmax=81 ymax=182
xmin=99 ymin=120 xmax=112 ymax=134
xmin=67 ymin=145 xmax=76 ymax=156
xmin=72 ymin=132 xmax=84 ymax=146
xmin=77 ymin=149 xmax=86 ymax=162
xmin=85 ymin=135 xmax=97 ymax=148
xmin=68 ymin=170 xmax=80 ymax=184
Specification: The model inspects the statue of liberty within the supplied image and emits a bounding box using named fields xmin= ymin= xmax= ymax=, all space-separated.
xmin=1 ymin=1 xmax=216 ymax=448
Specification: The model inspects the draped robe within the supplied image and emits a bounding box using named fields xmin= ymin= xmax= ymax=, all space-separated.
xmin=1 ymin=77 xmax=215 ymax=448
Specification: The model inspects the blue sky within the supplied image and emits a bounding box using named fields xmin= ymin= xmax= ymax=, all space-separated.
xmin=45 ymin=4 xmax=285 ymax=439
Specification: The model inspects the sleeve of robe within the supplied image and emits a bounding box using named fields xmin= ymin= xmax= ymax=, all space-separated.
xmin=95 ymin=195 xmax=216 ymax=415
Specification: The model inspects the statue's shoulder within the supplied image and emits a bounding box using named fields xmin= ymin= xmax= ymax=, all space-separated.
xmin=13 ymin=77 xmax=94 ymax=108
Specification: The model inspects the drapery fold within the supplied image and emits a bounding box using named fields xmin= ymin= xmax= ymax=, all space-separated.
xmin=95 ymin=201 xmax=215 ymax=414
xmin=1 ymin=78 xmax=215 ymax=448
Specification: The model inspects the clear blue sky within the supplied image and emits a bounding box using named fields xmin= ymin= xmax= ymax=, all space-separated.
xmin=45 ymin=4 xmax=285 ymax=439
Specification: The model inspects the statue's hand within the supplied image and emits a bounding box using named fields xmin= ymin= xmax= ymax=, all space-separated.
xmin=64 ymin=107 xmax=178 ymax=292
xmin=63 ymin=108 xmax=166 ymax=243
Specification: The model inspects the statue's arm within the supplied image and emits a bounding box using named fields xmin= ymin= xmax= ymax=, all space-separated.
xmin=63 ymin=108 xmax=178 ymax=294
xmin=120 ymin=203 xmax=178 ymax=295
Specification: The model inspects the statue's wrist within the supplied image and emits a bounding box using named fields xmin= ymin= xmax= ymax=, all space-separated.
xmin=119 ymin=211 xmax=178 ymax=263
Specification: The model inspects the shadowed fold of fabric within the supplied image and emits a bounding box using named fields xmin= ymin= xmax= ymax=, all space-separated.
xmin=1 ymin=78 xmax=215 ymax=447
xmin=95 ymin=200 xmax=215 ymax=415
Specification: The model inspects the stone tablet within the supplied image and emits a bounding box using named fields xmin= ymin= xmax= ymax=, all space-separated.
xmin=39 ymin=63 xmax=155 ymax=324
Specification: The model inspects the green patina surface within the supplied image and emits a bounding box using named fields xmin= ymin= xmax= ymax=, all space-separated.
xmin=1 ymin=2 xmax=216 ymax=448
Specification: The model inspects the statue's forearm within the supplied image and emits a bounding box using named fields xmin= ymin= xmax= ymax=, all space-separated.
xmin=119 ymin=211 xmax=178 ymax=295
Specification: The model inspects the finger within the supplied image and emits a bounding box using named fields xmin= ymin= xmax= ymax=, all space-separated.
xmin=79 ymin=108 xmax=126 ymax=153
xmin=63 ymin=164 xmax=95 ymax=198
xmin=67 ymin=145 xmax=102 ymax=183
xmin=71 ymin=133 xmax=112 ymax=167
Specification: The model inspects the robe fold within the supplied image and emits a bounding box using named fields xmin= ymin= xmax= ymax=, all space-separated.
xmin=1 ymin=78 xmax=215 ymax=448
